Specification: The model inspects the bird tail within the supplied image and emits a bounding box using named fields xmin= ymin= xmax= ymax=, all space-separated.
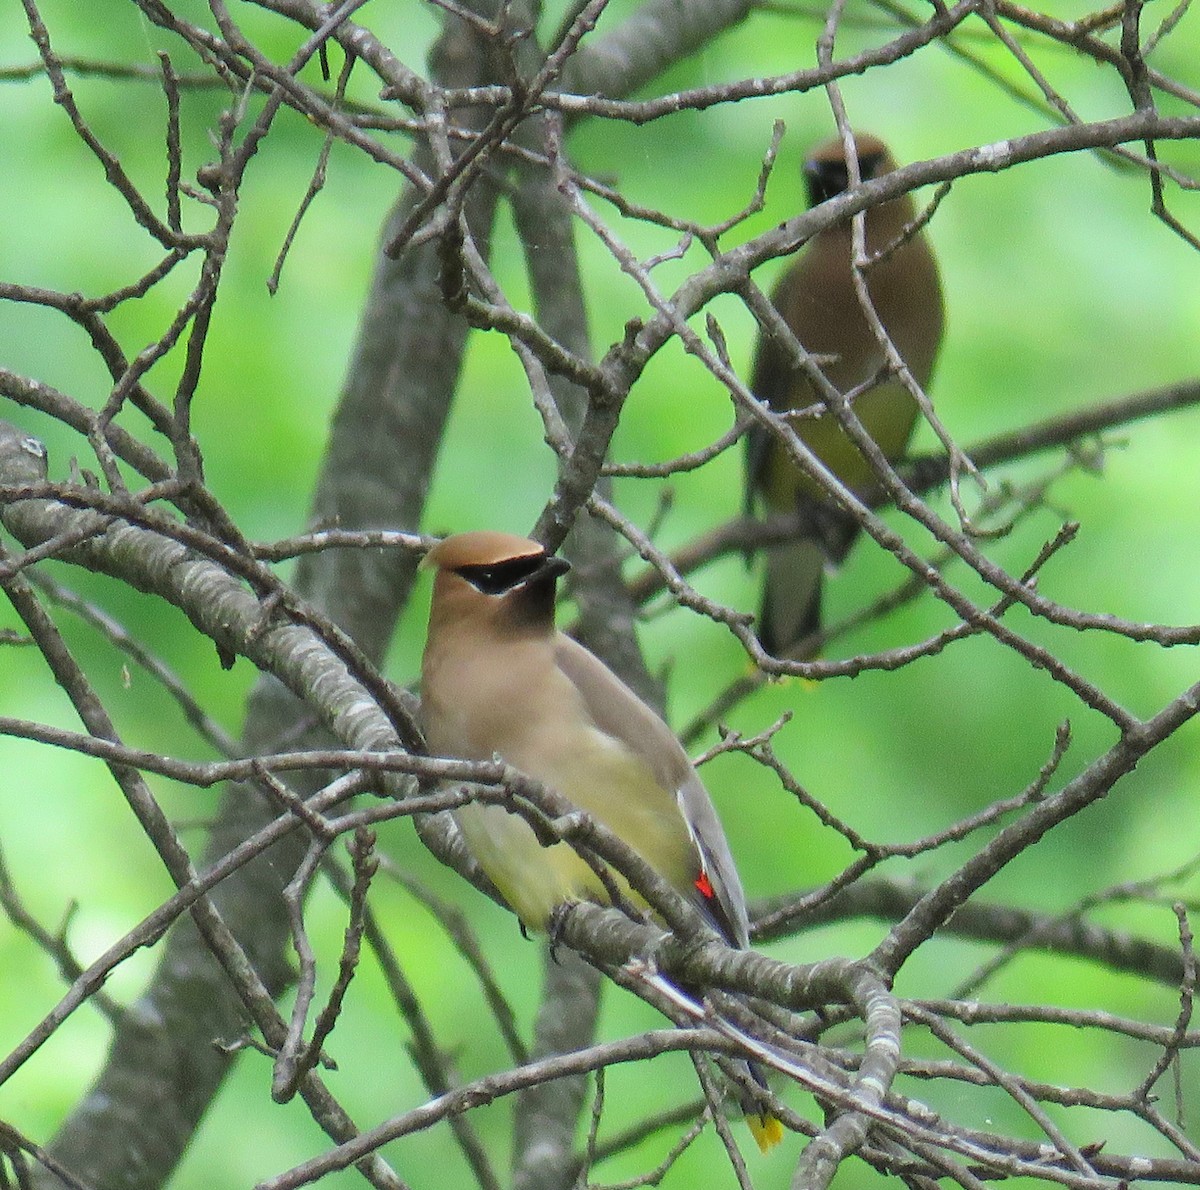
xmin=759 ymin=538 xmax=825 ymax=657
xmin=740 ymin=1059 xmax=784 ymax=1153
xmin=746 ymin=1108 xmax=785 ymax=1154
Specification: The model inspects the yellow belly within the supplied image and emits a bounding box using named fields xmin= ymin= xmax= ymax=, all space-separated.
xmin=453 ymin=733 xmax=694 ymax=931
xmin=762 ymin=379 xmax=917 ymax=510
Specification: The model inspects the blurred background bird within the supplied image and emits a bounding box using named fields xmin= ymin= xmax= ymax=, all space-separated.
xmin=420 ymin=530 xmax=782 ymax=1151
xmin=745 ymin=131 xmax=945 ymax=656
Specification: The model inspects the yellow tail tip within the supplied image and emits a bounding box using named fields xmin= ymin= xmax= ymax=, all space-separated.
xmin=747 ymin=1111 xmax=784 ymax=1154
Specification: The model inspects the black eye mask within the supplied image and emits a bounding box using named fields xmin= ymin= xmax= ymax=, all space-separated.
xmin=804 ymin=149 xmax=885 ymax=205
xmin=456 ymin=553 xmax=569 ymax=596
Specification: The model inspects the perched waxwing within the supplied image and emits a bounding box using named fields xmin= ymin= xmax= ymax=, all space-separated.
xmin=420 ymin=530 xmax=782 ymax=1152
xmin=746 ymin=132 xmax=945 ymax=655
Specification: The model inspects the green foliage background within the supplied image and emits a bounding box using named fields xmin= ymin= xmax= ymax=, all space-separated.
xmin=1 ymin=0 xmax=1199 ymax=1185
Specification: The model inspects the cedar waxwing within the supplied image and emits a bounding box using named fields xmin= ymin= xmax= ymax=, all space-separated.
xmin=746 ymin=132 xmax=945 ymax=655
xmin=420 ymin=530 xmax=782 ymax=1152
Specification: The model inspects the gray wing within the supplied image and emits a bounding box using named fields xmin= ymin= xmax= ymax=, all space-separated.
xmin=553 ymin=633 xmax=751 ymax=946
xmin=676 ymin=769 xmax=751 ymax=948
xmin=745 ymin=269 xmax=807 ymax=517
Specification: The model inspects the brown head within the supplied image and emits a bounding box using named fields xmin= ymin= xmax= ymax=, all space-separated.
xmin=421 ymin=531 xmax=569 ymax=639
xmin=802 ymin=131 xmax=898 ymax=207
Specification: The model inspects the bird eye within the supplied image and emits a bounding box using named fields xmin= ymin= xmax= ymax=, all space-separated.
xmin=857 ymin=150 xmax=885 ymax=180
xmin=805 ymin=150 xmax=886 ymax=206
xmin=467 ymin=566 xmax=503 ymax=593
xmin=805 ymin=162 xmax=850 ymax=205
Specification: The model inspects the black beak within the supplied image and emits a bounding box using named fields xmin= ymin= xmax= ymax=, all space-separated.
xmin=531 ymin=554 xmax=571 ymax=583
